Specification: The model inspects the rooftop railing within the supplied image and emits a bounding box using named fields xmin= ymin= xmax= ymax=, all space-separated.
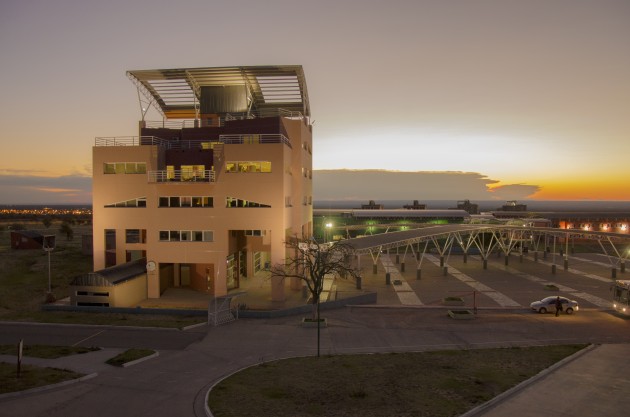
xmin=94 ymin=136 xmax=168 ymax=147
xmin=147 ymin=170 xmax=215 ymax=183
xmin=95 ymin=134 xmax=290 ymax=149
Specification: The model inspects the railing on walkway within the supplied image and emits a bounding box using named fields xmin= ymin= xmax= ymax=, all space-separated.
xmin=208 ymin=292 xmax=247 ymax=326
xmin=147 ymin=170 xmax=215 ymax=183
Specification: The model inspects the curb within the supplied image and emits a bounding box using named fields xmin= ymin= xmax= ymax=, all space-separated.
xmin=0 ymin=321 xmax=180 ymax=331
xmin=182 ymin=321 xmax=208 ymax=331
xmin=0 ymin=372 xmax=98 ymax=400
xmin=121 ymin=351 xmax=159 ymax=368
xmin=459 ymin=343 xmax=598 ymax=417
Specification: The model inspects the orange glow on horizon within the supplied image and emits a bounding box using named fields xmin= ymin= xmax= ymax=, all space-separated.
xmin=490 ymin=175 xmax=630 ymax=201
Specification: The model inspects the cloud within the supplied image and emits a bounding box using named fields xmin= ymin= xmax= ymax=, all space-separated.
xmin=0 ymin=174 xmax=92 ymax=204
xmin=488 ymin=184 xmax=541 ymax=200
xmin=313 ymin=169 xmax=539 ymax=201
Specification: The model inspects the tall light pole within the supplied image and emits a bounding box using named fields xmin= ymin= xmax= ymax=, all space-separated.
xmin=43 ymin=235 xmax=56 ymax=301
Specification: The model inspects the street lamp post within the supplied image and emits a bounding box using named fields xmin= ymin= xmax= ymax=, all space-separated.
xmin=43 ymin=235 xmax=56 ymax=301
xmin=324 ymin=222 xmax=332 ymax=242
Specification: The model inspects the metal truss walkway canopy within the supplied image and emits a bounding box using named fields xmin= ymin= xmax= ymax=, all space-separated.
xmin=127 ymin=65 xmax=310 ymax=120
xmin=343 ymin=224 xmax=630 ymax=274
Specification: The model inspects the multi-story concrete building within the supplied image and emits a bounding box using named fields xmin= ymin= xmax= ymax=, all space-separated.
xmin=91 ymin=66 xmax=312 ymax=303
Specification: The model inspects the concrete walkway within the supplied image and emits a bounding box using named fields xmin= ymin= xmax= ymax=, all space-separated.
xmin=471 ymin=343 xmax=630 ymax=417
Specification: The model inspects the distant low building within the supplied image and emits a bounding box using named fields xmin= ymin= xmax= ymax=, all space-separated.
xmin=456 ymin=200 xmax=479 ymax=214
xmin=10 ymin=230 xmax=44 ymax=250
xmin=499 ymin=200 xmax=527 ymax=211
xmin=402 ymin=200 xmax=426 ymax=210
xmin=361 ymin=200 xmax=384 ymax=210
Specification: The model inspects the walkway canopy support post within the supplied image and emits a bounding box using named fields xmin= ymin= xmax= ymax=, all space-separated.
xmin=552 ymin=234 xmax=557 ymax=274
xmin=563 ymin=233 xmax=570 ymax=270
xmin=414 ymin=240 xmax=429 ymax=280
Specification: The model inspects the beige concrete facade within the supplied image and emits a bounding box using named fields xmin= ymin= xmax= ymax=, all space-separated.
xmin=92 ymin=115 xmax=312 ymax=302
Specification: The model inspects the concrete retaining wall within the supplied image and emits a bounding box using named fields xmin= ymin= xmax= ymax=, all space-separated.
xmin=42 ymin=292 xmax=377 ymax=319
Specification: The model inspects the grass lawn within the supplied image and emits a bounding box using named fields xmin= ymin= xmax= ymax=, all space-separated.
xmin=0 ymin=362 xmax=84 ymax=394
xmin=208 ymin=344 xmax=586 ymax=417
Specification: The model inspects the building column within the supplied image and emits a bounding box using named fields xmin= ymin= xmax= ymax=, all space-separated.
xmin=270 ymin=232 xmax=285 ymax=302
xmin=147 ymin=268 xmax=160 ymax=298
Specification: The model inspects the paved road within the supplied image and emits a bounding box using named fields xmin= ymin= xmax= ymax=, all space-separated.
xmin=1 ymin=308 xmax=629 ymax=417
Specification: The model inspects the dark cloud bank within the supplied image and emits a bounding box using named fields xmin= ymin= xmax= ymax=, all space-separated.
xmin=0 ymin=170 xmax=538 ymax=205
xmin=313 ymin=169 xmax=540 ymax=201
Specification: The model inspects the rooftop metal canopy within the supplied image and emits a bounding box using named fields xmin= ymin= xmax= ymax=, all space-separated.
xmin=127 ymin=65 xmax=310 ymax=120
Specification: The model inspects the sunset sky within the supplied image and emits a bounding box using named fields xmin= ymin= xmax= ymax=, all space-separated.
xmin=0 ymin=0 xmax=628 ymax=204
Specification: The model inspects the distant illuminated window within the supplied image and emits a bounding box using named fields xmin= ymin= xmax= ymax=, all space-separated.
xmin=226 ymin=161 xmax=271 ymax=173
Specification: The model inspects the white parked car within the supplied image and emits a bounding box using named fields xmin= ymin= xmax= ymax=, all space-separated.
xmin=530 ymin=296 xmax=579 ymax=314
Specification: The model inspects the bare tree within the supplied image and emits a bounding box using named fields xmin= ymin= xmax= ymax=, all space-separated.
xmin=59 ymin=222 xmax=74 ymax=241
xmin=270 ymin=237 xmax=361 ymax=356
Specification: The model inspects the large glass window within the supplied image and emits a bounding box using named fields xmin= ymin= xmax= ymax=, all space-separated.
xmin=125 ymin=229 xmax=146 ymax=244
xmin=181 ymin=165 xmax=205 ymax=181
xmin=105 ymin=197 xmax=146 ymax=208
xmin=104 ymin=163 xmax=116 ymax=174
xmin=104 ymin=162 xmax=146 ymax=174
xmin=159 ymin=196 xmax=213 ymax=207
xmin=226 ymin=197 xmax=270 ymax=208
xmin=159 ymin=230 xmax=213 ymax=242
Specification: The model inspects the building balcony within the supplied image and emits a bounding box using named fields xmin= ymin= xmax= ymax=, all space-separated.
xmin=148 ymin=170 xmax=215 ymax=183
xmin=142 ymin=109 xmax=306 ymax=129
